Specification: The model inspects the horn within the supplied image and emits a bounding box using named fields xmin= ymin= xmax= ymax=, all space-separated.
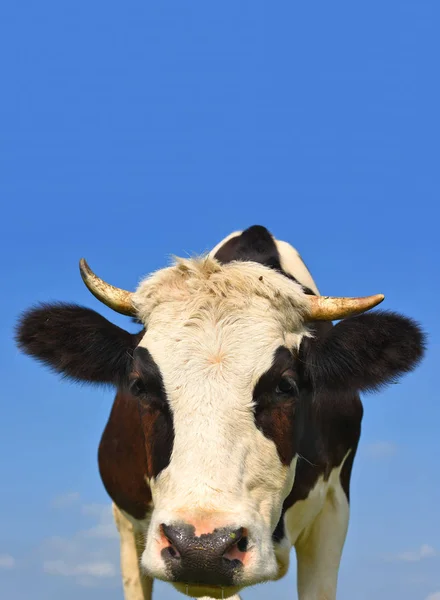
xmin=79 ymin=259 xmax=136 ymax=317
xmin=306 ymin=293 xmax=385 ymax=321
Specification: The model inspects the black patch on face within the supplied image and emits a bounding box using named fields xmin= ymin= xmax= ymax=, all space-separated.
xmin=128 ymin=347 xmax=175 ymax=479
xmin=15 ymin=302 xmax=143 ymax=386
xmin=253 ymin=347 xmax=302 ymax=466
xmin=214 ymin=225 xmax=316 ymax=295
xmin=129 ymin=347 xmax=168 ymax=401
xmin=161 ymin=522 xmax=244 ymax=586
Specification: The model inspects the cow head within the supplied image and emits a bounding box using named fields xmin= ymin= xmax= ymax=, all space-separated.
xmin=16 ymin=239 xmax=425 ymax=598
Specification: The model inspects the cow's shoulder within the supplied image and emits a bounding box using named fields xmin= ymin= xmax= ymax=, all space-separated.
xmin=285 ymin=450 xmax=351 ymax=544
xmin=275 ymin=436 xmax=359 ymax=547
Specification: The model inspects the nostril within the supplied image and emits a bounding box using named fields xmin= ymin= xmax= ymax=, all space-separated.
xmin=237 ymin=536 xmax=248 ymax=553
xmin=222 ymin=528 xmax=249 ymax=563
xmin=165 ymin=545 xmax=180 ymax=559
xmin=160 ymin=524 xmax=181 ymax=560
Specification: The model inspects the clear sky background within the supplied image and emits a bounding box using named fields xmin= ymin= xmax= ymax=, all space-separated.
xmin=1 ymin=2 xmax=439 ymax=599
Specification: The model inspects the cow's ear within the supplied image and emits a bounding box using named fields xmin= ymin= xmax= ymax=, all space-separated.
xmin=303 ymin=311 xmax=426 ymax=393
xmin=15 ymin=303 xmax=141 ymax=386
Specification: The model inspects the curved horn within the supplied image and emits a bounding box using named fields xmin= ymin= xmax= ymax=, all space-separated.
xmin=79 ymin=259 xmax=136 ymax=317
xmin=306 ymin=293 xmax=385 ymax=321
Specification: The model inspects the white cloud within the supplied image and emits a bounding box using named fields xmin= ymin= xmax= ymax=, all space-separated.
xmin=51 ymin=492 xmax=81 ymax=509
xmin=81 ymin=503 xmax=111 ymax=518
xmin=426 ymin=593 xmax=440 ymax=600
xmin=41 ymin=498 xmax=119 ymax=587
xmin=363 ymin=441 xmax=397 ymax=458
xmin=44 ymin=559 xmax=116 ymax=578
xmin=386 ymin=544 xmax=437 ymax=562
xmin=81 ymin=503 xmax=118 ymax=539
xmin=82 ymin=521 xmax=119 ymax=540
xmin=0 ymin=554 xmax=16 ymax=569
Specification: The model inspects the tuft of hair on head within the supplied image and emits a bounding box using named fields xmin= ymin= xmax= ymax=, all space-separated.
xmin=133 ymin=256 xmax=310 ymax=329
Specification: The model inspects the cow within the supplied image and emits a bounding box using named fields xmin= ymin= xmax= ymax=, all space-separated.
xmin=15 ymin=225 xmax=425 ymax=600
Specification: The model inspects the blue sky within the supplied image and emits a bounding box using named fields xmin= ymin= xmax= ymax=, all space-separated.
xmin=1 ymin=1 xmax=439 ymax=599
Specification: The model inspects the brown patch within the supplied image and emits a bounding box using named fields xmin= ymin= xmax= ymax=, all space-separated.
xmin=98 ymin=391 xmax=152 ymax=520
xmin=99 ymin=387 xmax=174 ymax=521
xmin=256 ymin=401 xmax=297 ymax=465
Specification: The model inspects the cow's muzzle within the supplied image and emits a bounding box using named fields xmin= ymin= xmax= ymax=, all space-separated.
xmin=160 ymin=522 xmax=247 ymax=586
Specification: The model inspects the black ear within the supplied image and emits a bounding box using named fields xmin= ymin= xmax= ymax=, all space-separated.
xmin=303 ymin=311 xmax=426 ymax=393
xmin=15 ymin=303 xmax=142 ymax=386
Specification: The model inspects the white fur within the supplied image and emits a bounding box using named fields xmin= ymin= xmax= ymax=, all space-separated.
xmin=133 ymin=257 xmax=308 ymax=591
xmin=114 ymin=231 xmax=351 ymax=600
xmin=133 ymin=256 xmax=311 ymax=329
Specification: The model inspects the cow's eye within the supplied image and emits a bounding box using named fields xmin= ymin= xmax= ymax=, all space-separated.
xmin=129 ymin=377 xmax=147 ymax=397
xmin=276 ymin=376 xmax=298 ymax=396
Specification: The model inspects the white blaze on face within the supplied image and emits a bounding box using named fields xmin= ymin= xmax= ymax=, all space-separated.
xmin=132 ymin=257 xmax=311 ymax=582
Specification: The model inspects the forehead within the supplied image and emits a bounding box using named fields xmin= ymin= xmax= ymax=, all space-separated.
xmin=132 ymin=257 xmax=310 ymax=389
xmin=140 ymin=306 xmax=294 ymax=387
